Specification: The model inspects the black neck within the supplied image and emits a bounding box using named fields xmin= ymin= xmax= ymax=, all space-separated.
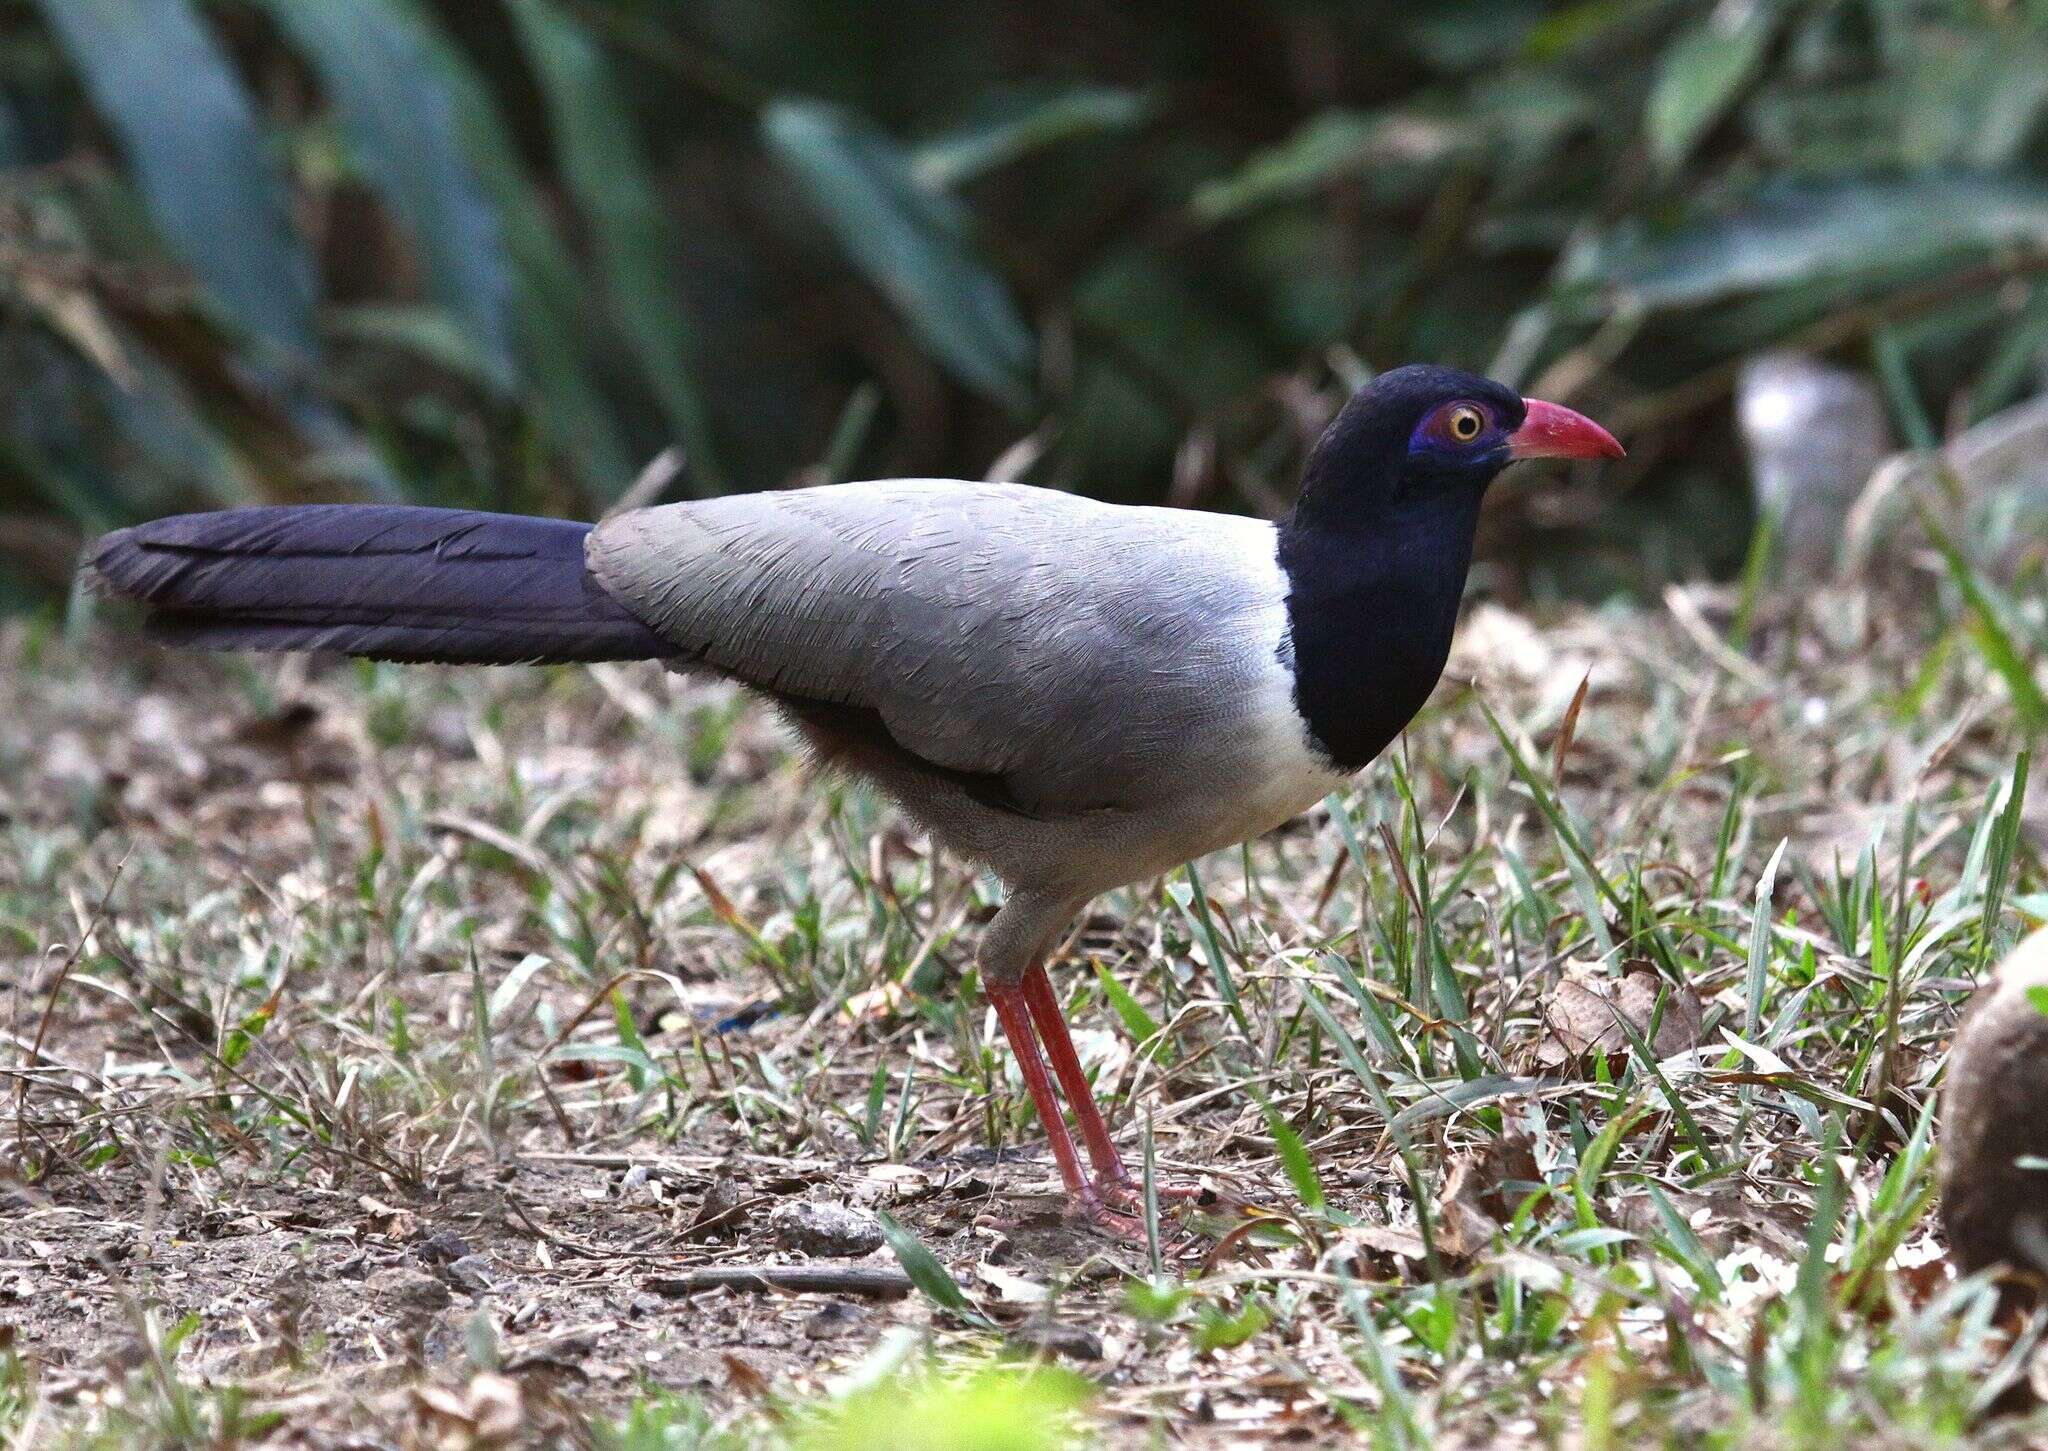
xmin=1277 ymin=487 xmax=1484 ymax=772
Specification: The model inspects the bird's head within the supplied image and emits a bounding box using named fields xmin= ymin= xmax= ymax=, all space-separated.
xmin=1291 ymin=364 xmax=1621 ymax=529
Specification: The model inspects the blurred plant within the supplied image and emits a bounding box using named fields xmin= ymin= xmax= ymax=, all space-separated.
xmin=7 ymin=0 xmax=2048 ymax=602
xmin=786 ymin=1335 xmax=1092 ymax=1451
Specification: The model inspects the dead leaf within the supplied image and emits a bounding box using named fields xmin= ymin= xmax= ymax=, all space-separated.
xmin=1432 ymin=1141 xmax=1537 ymax=1260
xmin=723 ymin=1352 xmax=772 ymax=1399
xmin=976 ymin=1262 xmax=1051 ymax=1305
xmin=1467 ymin=1133 xmax=1543 ymax=1224
xmin=358 ymin=1194 xmax=418 ymax=1241
xmin=231 ymin=699 xmax=322 ymax=751
xmin=466 ymin=1373 xmax=523 ymax=1445
xmin=1340 ymin=1222 xmax=1430 ymax=1266
xmin=841 ymin=981 xmax=909 ymax=1022
xmin=1534 ymin=963 xmax=1704 ymax=1075
xmin=410 ymin=1383 xmax=473 ymax=1430
xmin=1553 ymin=670 xmax=1592 ymax=777
xmin=692 ymin=865 xmax=756 ymax=937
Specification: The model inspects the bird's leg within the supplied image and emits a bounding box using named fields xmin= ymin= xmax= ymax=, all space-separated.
xmin=985 ymin=978 xmax=1143 ymax=1238
xmin=1019 ymin=962 xmax=1211 ymax=1213
xmin=1019 ymin=961 xmax=1127 ymax=1182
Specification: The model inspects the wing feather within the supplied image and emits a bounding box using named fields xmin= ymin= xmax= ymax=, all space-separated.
xmin=587 ymin=481 xmax=1295 ymax=818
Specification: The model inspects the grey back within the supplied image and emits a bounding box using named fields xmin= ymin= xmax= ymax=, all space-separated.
xmin=588 ymin=481 xmax=1297 ymax=820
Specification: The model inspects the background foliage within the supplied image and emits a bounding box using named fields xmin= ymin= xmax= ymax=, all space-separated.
xmin=6 ymin=0 xmax=2048 ymax=607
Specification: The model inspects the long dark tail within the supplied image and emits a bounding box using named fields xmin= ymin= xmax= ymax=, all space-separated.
xmin=87 ymin=505 xmax=677 ymax=664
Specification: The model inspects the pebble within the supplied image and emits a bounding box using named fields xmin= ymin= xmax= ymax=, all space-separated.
xmin=447 ymin=1253 xmax=496 ymax=1295
xmin=768 ymin=1200 xmax=883 ymax=1257
xmin=368 ymin=1265 xmax=452 ymax=1313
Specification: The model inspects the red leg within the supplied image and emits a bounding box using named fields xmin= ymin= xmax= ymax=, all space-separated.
xmin=1021 ymin=962 xmax=1127 ymax=1181
xmin=986 ymin=980 xmax=1142 ymax=1238
xmin=1020 ymin=963 xmax=1212 ymax=1213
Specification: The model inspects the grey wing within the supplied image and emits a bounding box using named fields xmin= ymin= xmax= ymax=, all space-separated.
xmin=586 ymin=480 xmax=1292 ymax=818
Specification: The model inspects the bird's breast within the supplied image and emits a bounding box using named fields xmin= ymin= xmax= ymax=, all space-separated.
xmin=1276 ymin=512 xmax=1479 ymax=773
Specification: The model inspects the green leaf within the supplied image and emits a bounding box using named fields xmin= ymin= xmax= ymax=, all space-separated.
xmin=328 ymin=305 xmax=503 ymax=385
xmin=1920 ymin=505 xmax=2048 ymax=733
xmin=2029 ymin=986 xmax=2048 ymax=1018
xmin=1646 ymin=2 xmax=1775 ymax=173
xmin=1095 ymin=961 xmax=1162 ymax=1045
xmin=1073 ymin=249 xmax=1269 ymax=412
xmin=37 ymin=0 xmax=321 ymax=363
xmin=1257 ymin=1096 xmax=1325 ymax=1213
xmin=263 ymin=0 xmax=518 ymax=391
xmin=488 ymin=952 xmax=553 ymax=1021
xmin=1192 ymin=1298 xmax=1270 ymax=1354
xmin=763 ymin=99 xmax=1036 ymax=412
xmin=610 ymin=989 xmax=653 ymax=1092
xmin=1178 ymin=861 xmax=1246 ymax=1039
xmin=375 ymin=0 xmax=634 ymax=499
xmin=1191 ymin=109 xmax=1475 ymax=221
xmin=1388 ymin=1073 xmax=1557 ymax=1136
xmin=1745 ymin=839 xmax=1788 ymax=1044
xmin=1562 ymin=175 xmax=2048 ymax=317
xmin=872 ymin=1210 xmax=992 ymax=1328
xmin=791 ymin=1357 xmax=1090 ymax=1451
xmin=508 ymin=0 xmax=728 ymax=493
xmin=911 ymin=86 xmax=1148 ymax=189
xmin=548 ymin=1042 xmax=660 ymax=1076
xmin=88 ymin=346 xmax=261 ymax=509
xmin=222 ymin=991 xmax=278 ymax=1070
xmin=1124 ymin=1277 xmax=1188 ymax=1322
xmin=1979 ymin=751 xmax=2030 ymax=973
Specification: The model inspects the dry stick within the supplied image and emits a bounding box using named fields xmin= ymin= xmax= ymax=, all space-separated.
xmin=86 ymin=962 xmax=427 ymax=1186
xmin=15 ymin=858 xmax=125 ymax=1131
xmin=502 ymin=1191 xmax=710 ymax=1263
xmin=1858 ymin=794 xmax=1920 ymax=1150
xmin=643 ymin=1264 xmax=914 ymax=1299
xmin=1608 ymin=250 xmax=2048 ymax=441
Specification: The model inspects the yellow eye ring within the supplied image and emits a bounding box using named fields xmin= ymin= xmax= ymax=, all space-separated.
xmin=1448 ymin=405 xmax=1484 ymax=442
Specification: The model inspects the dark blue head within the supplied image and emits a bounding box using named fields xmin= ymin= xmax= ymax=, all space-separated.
xmin=1288 ymin=364 xmax=1620 ymax=532
xmin=1276 ymin=365 xmax=1622 ymax=773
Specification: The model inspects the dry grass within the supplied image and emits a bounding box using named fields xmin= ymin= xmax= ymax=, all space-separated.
xmin=1 ymin=549 xmax=2043 ymax=1447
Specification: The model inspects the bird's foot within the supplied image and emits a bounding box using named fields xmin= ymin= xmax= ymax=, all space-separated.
xmin=1065 ymin=1177 xmax=1244 ymax=1247
xmin=1096 ymin=1175 xmax=1226 ymax=1217
xmin=1068 ymin=1193 xmax=1152 ymax=1245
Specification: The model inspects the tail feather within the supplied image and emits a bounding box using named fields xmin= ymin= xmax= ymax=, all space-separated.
xmin=88 ymin=505 xmax=678 ymax=664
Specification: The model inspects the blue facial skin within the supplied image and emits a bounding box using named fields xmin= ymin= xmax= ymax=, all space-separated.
xmin=1277 ymin=365 xmax=1530 ymax=771
xmin=1403 ymin=401 xmax=1513 ymax=480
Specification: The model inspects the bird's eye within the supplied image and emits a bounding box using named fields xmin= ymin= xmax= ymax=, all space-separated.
xmin=1409 ymin=399 xmax=1500 ymax=455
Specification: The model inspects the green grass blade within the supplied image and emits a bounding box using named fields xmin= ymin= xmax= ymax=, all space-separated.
xmin=1920 ymin=503 xmax=2047 ymax=733
xmin=1978 ymin=750 xmax=2031 ymax=973
xmin=264 ymin=0 xmax=519 ymax=391
xmin=763 ymin=99 xmax=1036 ymax=412
xmin=38 ymin=0 xmax=321 ymax=363
xmin=1178 ymin=861 xmax=1250 ymax=1039
xmin=874 ymin=1210 xmax=991 ymax=1328
xmin=1256 ymin=1092 xmax=1325 ymax=1213
xmin=510 ymin=0 xmax=729 ymax=493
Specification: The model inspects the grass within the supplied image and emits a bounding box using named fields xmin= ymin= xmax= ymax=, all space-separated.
xmin=0 ymin=531 xmax=2043 ymax=1447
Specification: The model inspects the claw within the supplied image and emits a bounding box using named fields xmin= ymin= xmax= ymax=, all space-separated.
xmin=1096 ymin=1176 xmax=1217 ymax=1216
xmin=1070 ymin=1194 xmax=1151 ymax=1244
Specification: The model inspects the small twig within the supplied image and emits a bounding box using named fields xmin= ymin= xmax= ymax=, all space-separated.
xmin=1608 ymin=250 xmax=2048 ymax=440
xmin=643 ymin=1264 xmax=914 ymax=1299
xmin=501 ymin=1191 xmax=682 ymax=1263
xmin=15 ymin=859 xmax=125 ymax=1127
xmin=605 ymin=447 xmax=689 ymax=517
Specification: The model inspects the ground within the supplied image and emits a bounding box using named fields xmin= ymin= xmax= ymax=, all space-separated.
xmin=1 ymin=554 xmax=2044 ymax=1448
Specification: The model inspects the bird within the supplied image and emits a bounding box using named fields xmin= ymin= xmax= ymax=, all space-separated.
xmin=85 ymin=364 xmax=1621 ymax=1236
xmin=1939 ymin=927 xmax=2048 ymax=1304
